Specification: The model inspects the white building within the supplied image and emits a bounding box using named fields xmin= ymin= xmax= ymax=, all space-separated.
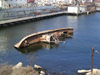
xmin=81 ymin=0 xmax=93 ymax=3
xmin=87 ymin=0 xmax=93 ymax=2
xmin=81 ymin=0 xmax=86 ymax=3
xmin=67 ymin=0 xmax=73 ymax=4
xmin=1 ymin=0 xmax=28 ymax=9
xmin=68 ymin=6 xmax=80 ymax=14
xmin=0 ymin=0 xmax=1 ymax=8
xmin=35 ymin=0 xmax=67 ymax=6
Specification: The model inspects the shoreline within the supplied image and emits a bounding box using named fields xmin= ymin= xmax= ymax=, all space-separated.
xmin=0 ymin=10 xmax=96 ymax=27
xmin=0 ymin=62 xmax=47 ymax=75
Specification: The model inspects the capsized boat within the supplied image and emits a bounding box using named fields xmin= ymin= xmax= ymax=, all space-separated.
xmin=14 ymin=27 xmax=73 ymax=48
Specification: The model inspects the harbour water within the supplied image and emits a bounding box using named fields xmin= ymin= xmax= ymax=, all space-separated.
xmin=0 ymin=12 xmax=100 ymax=75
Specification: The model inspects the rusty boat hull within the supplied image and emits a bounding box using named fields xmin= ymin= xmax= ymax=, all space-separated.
xmin=14 ymin=27 xmax=73 ymax=48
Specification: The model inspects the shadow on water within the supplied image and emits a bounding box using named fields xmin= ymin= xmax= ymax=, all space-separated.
xmin=16 ymin=42 xmax=59 ymax=54
xmin=15 ymin=37 xmax=72 ymax=54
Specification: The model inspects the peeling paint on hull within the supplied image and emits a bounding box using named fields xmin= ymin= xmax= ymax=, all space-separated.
xmin=14 ymin=27 xmax=73 ymax=48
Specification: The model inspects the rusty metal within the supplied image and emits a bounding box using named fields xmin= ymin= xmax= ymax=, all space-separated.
xmin=91 ymin=48 xmax=94 ymax=73
xmin=60 ymin=72 xmax=63 ymax=75
xmin=14 ymin=28 xmax=73 ymax=48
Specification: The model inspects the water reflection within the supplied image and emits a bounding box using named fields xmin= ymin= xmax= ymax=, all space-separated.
xmin=66 ymin=16 xmax=79 ymax=28
xmin=0 ymin=30 xmax=10 ymax=53
xmin=16 ymin=42 xmax=59 ymax=54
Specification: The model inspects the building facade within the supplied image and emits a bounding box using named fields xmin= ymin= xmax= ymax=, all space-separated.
xmin=0 ymin=0 xmax=1 ymax=8
xmin=0 ymin=0 xmax=35 ymax=9
xmin=94 ymin=0 xmax=100 ymax=11
xmin=1 ymin=0 xmax=27 ymax=9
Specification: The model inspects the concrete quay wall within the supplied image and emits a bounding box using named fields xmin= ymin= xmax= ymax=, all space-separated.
xmin=0 ymin=11 xmax=66 ymax=27
xmin=0 ymin=11 xmax=95 ymax=27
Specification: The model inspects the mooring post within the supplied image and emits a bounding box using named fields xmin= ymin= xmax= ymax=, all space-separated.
xmin=60 ymin=72 xmax=63 ymax=75
xmin=91 ymin=48 xmax=94 ymax=73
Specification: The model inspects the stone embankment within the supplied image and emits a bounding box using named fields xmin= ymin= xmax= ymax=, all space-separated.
xmin=78 ymin=69 xmax=100 ymax=75
xmin=0 ymin=62 xmax=46 ymax=75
